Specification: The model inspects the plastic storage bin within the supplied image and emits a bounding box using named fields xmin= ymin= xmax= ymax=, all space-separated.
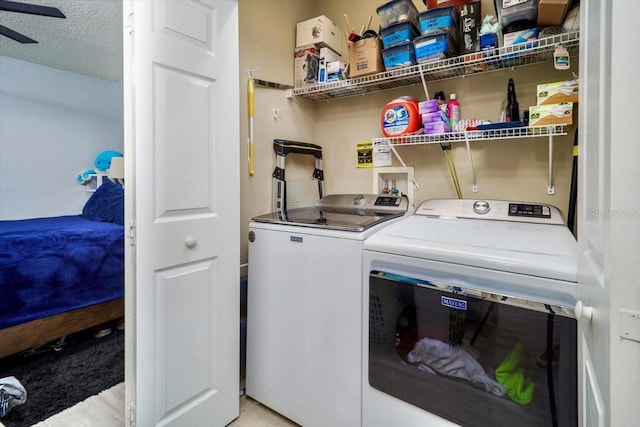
xmin=377 ymin=0 xmax=420 ymax=29
xmin=382 ymin=41 xmax=417 ymax=69
xmin=418 ymin=6 xmax=459 ymax=42
xmin=413 ymin=33 xmax=457 ymax=64
xmin=494 ymin=0 xmax=539 ymax=30
xmin=380 ymin=21 xmax=420 ymax=49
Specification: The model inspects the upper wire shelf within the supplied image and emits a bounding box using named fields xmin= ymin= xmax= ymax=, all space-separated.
xmin=372 ymin=124 xmax=568 ymax=146
xmin=292 ymin=31 xmax=580 ymax=102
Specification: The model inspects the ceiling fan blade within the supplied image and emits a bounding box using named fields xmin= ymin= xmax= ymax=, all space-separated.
xmin=0 ymin=0 xmax=65 ymax=18
xmin=0 ymin=24 xmax=37 ymax=43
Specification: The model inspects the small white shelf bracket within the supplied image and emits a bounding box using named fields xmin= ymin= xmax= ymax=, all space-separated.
xmin=464 ymin=134 xmax=478 ymax=192
xmin=386 ymin=141 xmax=420 ymax=190
xmin=547 ymin=130 xmax=555 ymax=195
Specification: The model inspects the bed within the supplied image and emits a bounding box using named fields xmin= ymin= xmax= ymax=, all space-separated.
xmin=0 ymin=179 xmax=125 ymax=358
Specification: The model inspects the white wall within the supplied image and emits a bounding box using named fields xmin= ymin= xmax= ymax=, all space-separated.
xmin=239 ymin=0 xmax=317 ymax=274
xmin=0 ymin=56 xmax=123 ymax=220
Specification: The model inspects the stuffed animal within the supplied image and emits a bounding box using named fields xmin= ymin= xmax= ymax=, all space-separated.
xmin=77 ymin=151 xmax=123 ymax=184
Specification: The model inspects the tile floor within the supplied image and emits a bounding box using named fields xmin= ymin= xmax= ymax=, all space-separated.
xmin=228 ymin=394 xmax=300 ymax=427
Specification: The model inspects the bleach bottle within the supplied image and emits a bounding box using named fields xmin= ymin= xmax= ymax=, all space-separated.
xmin=447 ymin=94 xmax=460 ymax=128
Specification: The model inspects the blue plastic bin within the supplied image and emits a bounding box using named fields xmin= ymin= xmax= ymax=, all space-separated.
xmin=418 ymin=6 xmax=459 ymax=42
xmin=382 ymin=41 xmax=416 ymax=69
xmin=380 ymin=21 xmax=420 ymax=49
xmin=413 ymin=33 xmax=457 ymax=64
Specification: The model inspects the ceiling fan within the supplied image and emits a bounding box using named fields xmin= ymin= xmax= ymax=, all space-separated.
xmin=0 ymin=0 xmax=65 ymax=44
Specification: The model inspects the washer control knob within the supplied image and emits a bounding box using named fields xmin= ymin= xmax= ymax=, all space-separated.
xmin=473 ymin=200 xmax=490 ymax=215
xmin=353 ymin=194 xmax=365 ymax=206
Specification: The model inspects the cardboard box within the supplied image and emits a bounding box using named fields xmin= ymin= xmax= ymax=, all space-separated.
xmin=326 ymin=61 xmax=345 ymax=82
xmin=319 ymin=60 xmax=345 ymax=83
xmin=537 ymin=0 xmax=572 ymax=27
xmin=294 ymin=44 xmax=320 ymax=88
xmin=296 ymin=15 xmax=342 ymax=55
xmin=503 ymin=28 xmax=538 ymax=47
xmin=480 ymin=33 xmax=498 ymax=51
xmin=423 ymin=121 xmax=451 ymax=134
xmin=317 ymin=47 xmax=343 ymax=84
xmin=348 ymin=37 xmax=384 ymax=78
xmin=537 ymin=79 xmax=579 ymax=105
xmin=460 ymin=1 xmax=481 ymax=54
xmin=319 ymin=47 xmax=342 ymax=63
xmin=528 ymin=102 xmax=573 ymax=126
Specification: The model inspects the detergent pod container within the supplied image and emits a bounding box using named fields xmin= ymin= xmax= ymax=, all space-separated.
xmin=381 ymin=97 xmax=422 ymax=137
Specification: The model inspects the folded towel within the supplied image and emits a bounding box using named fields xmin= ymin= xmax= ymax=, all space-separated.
xmin=407 ymin=337 xmax=506 ymax=396
xmin=0 ymin=376 xmax=27 ymax=417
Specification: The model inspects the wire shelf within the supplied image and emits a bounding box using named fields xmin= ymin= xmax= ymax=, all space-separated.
xmin=293 ymin=31 xmax=580 ymax=102
xmin=373 ymin=125 xmax=569 ymax=195
xmin=372 ymin=125 xmax=568 ymax=146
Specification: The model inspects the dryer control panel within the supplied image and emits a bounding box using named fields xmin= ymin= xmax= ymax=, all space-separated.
xmin=415 ymin=199 xmax=565 ymax=225
xmin=508 ymin=202 xmax=551 ymax=218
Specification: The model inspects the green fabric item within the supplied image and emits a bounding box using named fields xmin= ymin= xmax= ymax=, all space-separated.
xmin=495 ymin=341 xmax=535 ymax=405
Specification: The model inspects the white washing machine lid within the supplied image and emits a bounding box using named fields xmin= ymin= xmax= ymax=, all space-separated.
xmin=364 ymin=214 xmax=578 ymax=283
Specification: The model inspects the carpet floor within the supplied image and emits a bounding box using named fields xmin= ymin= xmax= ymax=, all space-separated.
xmin=30 ymin=382 xmax=124 ymax=427
xmin=0 ymin=327 xmax=124 ymax=427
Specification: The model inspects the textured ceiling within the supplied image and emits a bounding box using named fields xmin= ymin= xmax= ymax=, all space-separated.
xmin=0 ymin=0 xmax=122 ymax=81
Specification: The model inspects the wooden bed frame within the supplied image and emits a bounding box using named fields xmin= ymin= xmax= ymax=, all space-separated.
xmin=0 ymin=297 xmax=124 ymax=359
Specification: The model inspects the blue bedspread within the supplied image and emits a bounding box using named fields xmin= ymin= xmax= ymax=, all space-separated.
xmin=0 ymin=215 xmax=124 ymax=329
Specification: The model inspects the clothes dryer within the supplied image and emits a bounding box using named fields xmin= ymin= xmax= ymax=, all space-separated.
xmin=362 ymin=199 xmax=579 ymax=427
xmin=247 ymin=194 xmax=409 ymax=427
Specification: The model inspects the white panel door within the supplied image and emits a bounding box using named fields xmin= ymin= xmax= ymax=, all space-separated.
xmin=123 ymin=1 xmax=239 ymax=426
xmin=578 ymin=2 xmax=640 ymax=426
xmin=577 ymin=2 xmax=609 ymax=425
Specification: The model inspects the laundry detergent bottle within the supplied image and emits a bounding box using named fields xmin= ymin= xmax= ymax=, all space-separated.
xmin=447 ymin=94 xmax=460 ymax=128
xmin=381 ymin=97 xmax=422 ymax=137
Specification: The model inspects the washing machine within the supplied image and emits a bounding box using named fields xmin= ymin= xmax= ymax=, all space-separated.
xmin=246 ymin=194 xmax=410 ymax=427
xmin=362 ymin=199 xmax=579 ymax=427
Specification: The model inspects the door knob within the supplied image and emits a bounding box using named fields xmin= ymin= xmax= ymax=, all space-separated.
xmin=575 ymin=301 xmax=593 ymax=321
xmin=185 ymin=236 xmax=197 ymax=249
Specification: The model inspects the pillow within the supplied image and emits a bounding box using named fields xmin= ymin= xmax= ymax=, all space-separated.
xmin=81 ymin=178 xmax=124 ymax=225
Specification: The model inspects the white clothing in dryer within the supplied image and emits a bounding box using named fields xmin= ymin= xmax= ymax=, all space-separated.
xmin=406 ymin=337 xmax=506 ymax=396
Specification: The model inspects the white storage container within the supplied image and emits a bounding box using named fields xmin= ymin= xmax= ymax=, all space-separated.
xmin=296 ymin=15 xmax=342 ymax=55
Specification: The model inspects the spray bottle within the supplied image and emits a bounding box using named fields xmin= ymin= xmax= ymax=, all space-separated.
xmin=447 ymin=94 xmax=460 ymax=129
xmin=506 ymin=78 xmax=520 ymax=122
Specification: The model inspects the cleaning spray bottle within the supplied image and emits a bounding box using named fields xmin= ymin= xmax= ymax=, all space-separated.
xmin=447 ymin=94 xmax=460 ymax=129
xmin=506 ymin=78 xmax=520 ymax=122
